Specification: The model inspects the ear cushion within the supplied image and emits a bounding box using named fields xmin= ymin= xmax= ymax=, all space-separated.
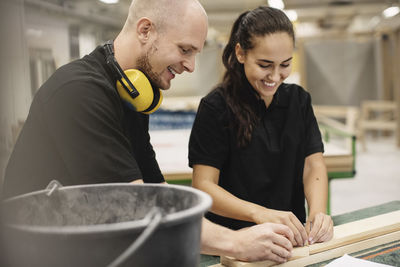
xmin=142 ymin=86 xmax=163 ymax=114
xmin=116 ymin=69 xmax=162 ymax=113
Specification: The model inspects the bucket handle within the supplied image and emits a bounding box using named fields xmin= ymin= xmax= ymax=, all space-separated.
xmin=107 ymin=206 xmax=163 ymax=267
xmin=45 ymin=180 xmax=63 ymax=196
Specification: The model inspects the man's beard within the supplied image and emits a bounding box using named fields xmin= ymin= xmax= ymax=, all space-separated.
xmin=136 ymin=45 xmax=163 ymax=89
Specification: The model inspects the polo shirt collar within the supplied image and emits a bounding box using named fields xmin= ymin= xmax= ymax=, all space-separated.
xmin=252 ymin=83 xmax=290 ymax=113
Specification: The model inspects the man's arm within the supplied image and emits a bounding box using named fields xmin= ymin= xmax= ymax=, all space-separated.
xmin=130 ymin=179 xmax=167 ymax=184
xmin=130 ymin=179 xmax=144 ymax=184
xmin=201 ymin=218 xmax=293 ymax=263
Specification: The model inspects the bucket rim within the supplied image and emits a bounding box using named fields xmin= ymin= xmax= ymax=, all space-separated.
xmin=2 ymin=183 xmax=212 ymax=235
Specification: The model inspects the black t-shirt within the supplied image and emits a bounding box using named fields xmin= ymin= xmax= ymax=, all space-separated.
xmin=2 ymin=46 xmax=164 ymax=199
xmin=188 ymin=84 xmax=324 ymax=230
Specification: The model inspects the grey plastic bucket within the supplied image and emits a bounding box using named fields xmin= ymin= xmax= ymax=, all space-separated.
xmin=1 ymin=182 xmax=212 ymax=267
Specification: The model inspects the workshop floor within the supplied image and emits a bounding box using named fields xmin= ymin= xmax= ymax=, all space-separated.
xmin=330 ymin=135 xmax=400 ymax=216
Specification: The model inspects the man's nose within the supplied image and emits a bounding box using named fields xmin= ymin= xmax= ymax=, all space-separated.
xmin=183 ymin=56 xmax=195 ymax=73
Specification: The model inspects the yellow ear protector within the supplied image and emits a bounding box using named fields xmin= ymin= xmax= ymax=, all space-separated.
xmin=103 ymin=40 xmax=162 ymax=114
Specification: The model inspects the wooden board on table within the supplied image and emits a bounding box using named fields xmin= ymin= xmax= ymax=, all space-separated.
xmin=220 ymin=246 xmax=309 ymax=267
xmin=219 ymin=210 xmax=400 ymax=267
xmin=309 ymin=210 xmax=400 ymax=254
xmin=219 ymin=231 xmax=400 ymax=267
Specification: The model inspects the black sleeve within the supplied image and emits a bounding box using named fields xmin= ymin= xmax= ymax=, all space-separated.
xmin=134 ymin=114 xmax=165 ymax=183
xmin=304 ymin=92 xmax=324 ymax=157
xmin=41 ymin=79 xmax=143 ymax=184
xmin=188 ymin=98 xmax=230 ymax=170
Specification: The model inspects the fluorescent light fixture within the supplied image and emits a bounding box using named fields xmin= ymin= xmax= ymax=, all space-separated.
xmin=284 ymin=10 xmax=298 ymax=22
xmin=99 ymin=0 xmax=119 ymax=4
xmin=383 ymin=6 xmax=400 ymax=18
xmin=268 ymin=0 xmax=285 ymax=10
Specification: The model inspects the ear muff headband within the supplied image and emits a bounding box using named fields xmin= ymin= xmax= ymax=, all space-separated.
xmin=103 ymin=40 xmax=162 ymax=114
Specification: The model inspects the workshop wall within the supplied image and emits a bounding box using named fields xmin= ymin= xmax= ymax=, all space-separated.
xmin=0 ymin=0 xmax=31 ymax=190
xmin=304 ymin=37 xmax=378 ymax=106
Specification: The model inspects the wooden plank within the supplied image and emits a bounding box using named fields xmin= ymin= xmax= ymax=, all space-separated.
xmin=360 ymin=121 xmax=396 ymax=130
xmin=219 ymin=211 xmax=400 ymax=267
xmin=324 ymin=155 xmax=354 ymax=173
xmin=309 ymin=210 xmax=400 ymax=254
xmin=220 ymin=246 xmax=309 ymax=267
xmin=219 ymin=230 xmax=400 ymax=267
xmin=264 ymin=230 xmax=400 ymax=267
xmin=163 ymin=172 xmax=191 ymax=181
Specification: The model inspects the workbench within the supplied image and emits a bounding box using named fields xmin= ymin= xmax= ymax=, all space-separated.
xmin=199 ymin=201 xmax=400 ymax=267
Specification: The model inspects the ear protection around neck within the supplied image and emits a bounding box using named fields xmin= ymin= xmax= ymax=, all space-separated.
xmin=103 ymin=40 xmax=162 ymax=114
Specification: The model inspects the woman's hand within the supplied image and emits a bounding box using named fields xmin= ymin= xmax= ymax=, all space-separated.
xmin=253 ymin=208 xmax=308 ymax=247
xmin=306 ymin=212 xmax=334 ymax=244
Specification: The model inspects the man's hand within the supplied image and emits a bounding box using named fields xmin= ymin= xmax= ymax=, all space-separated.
xmin=201 ymin=219 xmax=293 ymax=264
xmin=230 ymin=223 xmax=294 ymax=263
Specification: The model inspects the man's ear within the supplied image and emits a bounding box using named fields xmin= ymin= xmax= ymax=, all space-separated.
xmin=235 ymin=43 xmax=245 ymax=64
xmin=136 ymin=17 xmax=156 ymax=44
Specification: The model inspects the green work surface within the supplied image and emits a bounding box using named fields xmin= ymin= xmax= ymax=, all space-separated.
xmin=199 ymin=200 xmax=400 ymax=267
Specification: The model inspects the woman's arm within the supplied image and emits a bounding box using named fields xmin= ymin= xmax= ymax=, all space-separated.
xmin=193 ymin=164 xmax=256 ymax=221
xmin=303 ymin=152 xmax=334 ymax=244
xmin=193 ymin=164 xmax=307 ymax=246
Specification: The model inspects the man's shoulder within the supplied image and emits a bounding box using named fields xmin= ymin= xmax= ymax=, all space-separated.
xmin=36 ymin=55 xmax=115 ymax=104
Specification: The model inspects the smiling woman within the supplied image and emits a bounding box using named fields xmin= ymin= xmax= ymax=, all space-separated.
xmin=189 ymin=6 xmax=334 ymax=249
xmin=235 ymin=32 xmax=294 ymax=107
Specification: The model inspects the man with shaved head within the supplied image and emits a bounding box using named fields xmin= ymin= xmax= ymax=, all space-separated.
xmin=2 ymin=0 xmax=293 ymax=263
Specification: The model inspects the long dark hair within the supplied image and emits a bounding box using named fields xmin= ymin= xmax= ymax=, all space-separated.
xmin=220 ymin=6 xmax=295 ymax=147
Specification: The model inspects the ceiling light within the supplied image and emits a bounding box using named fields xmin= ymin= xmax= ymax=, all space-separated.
xmin=369 ymin=16 xmax=380 ymax=27
xmin=268 ymin=0 xmax=285 ymax=10
xmin=99 ymin=0 xmax=119 ymax=4
xmin=382 ymin=6 xmax=400 ymax=18
xmin=284 ymin=10 xmax=298 ymax=22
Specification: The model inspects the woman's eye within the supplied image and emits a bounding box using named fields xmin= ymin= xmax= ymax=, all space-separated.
xmin=181 ymin=47 xmax=189 ymax=54
xmin=258 ymin=64 xmax=270 ymax=69
xmin=281 ymin=64 xmax=290 ymax=68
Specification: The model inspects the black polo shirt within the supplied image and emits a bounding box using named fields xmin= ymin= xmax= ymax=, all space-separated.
xmin=3 ymin=46 xmax=164 ymax=199
xmin=188 ymin=83 xmax=324 ymax=230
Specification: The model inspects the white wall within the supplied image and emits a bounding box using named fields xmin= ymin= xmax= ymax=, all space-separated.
xmin=0 ymin=0 xmax=31 ymax=188
xmin=304 ymin=37 xmax=378 ymax=106
xmin=25 ymin=9 xmax=70 ymax=68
